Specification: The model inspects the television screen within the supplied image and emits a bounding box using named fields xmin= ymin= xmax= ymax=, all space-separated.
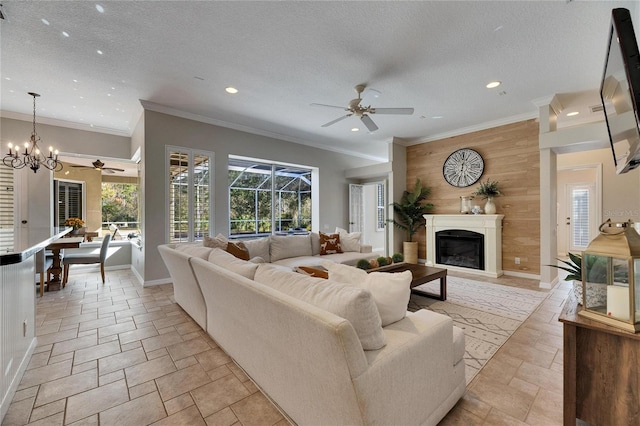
xmin=600 ymin=8 xmax=640 ymax=174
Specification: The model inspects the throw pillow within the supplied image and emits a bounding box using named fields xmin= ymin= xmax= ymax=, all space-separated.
xmin=208 ymin=248 xmax=259 ymax=279
xmin=203 ymin=233 xmax=228 ymax=249
xmin=254 ymin=264 xmax=386 ymax=350
xmin=296 ymin=266 xmax=329 ymax=279
xmin=270 ymin=234 xmax=312 ymax=262
xmin=319 ymin=232 xmax=343 ymax=255
xmin=335 ymin=227 xmax=362 ymax=252
xmin=226 ymin=241 xmax=250 ymax=261
xmin=323 ymin=261 xmax=410 ymax=326
xmin=310 ymin=232 xmax=321 ymax=256
xmin=241 ymin=237 xmax=271 ymax=262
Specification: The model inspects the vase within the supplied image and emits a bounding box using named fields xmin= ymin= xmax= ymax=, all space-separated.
xmin=70 ymin=227 xmax=85 ymax=235
xmin=484 ymin=197 xmax=496 ymax=214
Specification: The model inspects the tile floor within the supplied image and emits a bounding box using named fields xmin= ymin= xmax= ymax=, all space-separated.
xmin=3 ymin=268 xmax=568 ymax=425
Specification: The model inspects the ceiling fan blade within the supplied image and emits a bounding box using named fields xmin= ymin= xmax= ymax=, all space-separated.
xmin=361 ymin=115 xmax=379 ymax=132
xmin=321 ymin=114 xmax=352 ymax=128
xmin=371 ymin=108 xmax=414 ymax=115
xmin=71 ymin=165 xmax=91 ymax=168
xmin=311 ymin=103 xmax=348 ymax=110
xmin=103 ymin=169 xmax=116 ymax=174
xmin=104 ymin=167 xmax=125 ymax=172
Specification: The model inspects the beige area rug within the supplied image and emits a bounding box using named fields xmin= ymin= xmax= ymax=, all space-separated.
xmin=409 ymin=276 xmax=547 ymax=385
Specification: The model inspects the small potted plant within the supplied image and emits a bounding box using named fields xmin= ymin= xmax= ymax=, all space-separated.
xmin=547 ymin=252 xmax=607 ymax=305
xmin=389 ymin=178 xmax=433 ymax=263
xmin=473 ymin=178 xmax=501 ymax=214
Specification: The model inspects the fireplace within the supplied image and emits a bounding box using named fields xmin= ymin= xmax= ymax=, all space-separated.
xmin=436 ymin=230 xmax=485 ymax=270
xmin=424 ymin=214 xmax=504 ymax=278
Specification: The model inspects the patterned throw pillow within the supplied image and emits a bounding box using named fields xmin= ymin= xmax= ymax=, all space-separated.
xmin=319 ymin=232 xmax=343 ymax=255
xmin=226 ymin=241 xmax=250 ymax=261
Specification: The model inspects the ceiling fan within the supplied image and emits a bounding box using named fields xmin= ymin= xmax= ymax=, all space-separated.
xmin=311 ymin=84 xmax=414 ymax=132
xmin=71 ymin=159 xmax=125 ymax=174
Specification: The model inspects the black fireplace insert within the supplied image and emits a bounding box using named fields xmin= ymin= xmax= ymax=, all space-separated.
xmin=436 ymin=229 xmax=484 ymax=270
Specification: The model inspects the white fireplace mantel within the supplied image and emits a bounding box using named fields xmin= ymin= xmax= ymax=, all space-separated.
xmin=424 ymin=214 xmax=504 ymax=278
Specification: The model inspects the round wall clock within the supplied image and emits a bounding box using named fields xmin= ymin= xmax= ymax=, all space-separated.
xmin=442 ymin=148 xmax=484 ymax=188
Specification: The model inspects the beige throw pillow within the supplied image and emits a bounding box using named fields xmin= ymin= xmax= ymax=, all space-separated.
xmin=203 ymin=233 xmax=228 ymax=249
xmin=208 ymin=248 xmax=259 ymax=280
xmin=270 ymin=234 xmax=312 ymax=262
xmin=335 ymin=227 xmax=362 ymax=252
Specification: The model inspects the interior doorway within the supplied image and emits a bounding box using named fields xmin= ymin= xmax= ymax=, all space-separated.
xmin=349 ymin=181 xmax=387 ymax=253
xmin=556 ymin=165 xmax=601 ymax=256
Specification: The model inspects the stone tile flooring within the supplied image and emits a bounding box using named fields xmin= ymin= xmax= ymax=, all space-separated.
xmin=3 ymin=268 xmax=568 ymax=425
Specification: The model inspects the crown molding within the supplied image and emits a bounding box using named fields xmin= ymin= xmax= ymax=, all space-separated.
xmin=401 ymin=111 xmax=539 ymax=146
xmin=0 ymin=110 xmax=132 ymax=137
xmin=139 ymin=100 xmax=387 ymax=162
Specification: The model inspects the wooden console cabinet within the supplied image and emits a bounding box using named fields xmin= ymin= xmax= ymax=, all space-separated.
xmin=559 ymin=295 xmax=640 ymax=425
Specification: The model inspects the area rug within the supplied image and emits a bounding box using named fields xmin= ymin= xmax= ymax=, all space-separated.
xmin=409 ymin=276 xmax=548 ymax=385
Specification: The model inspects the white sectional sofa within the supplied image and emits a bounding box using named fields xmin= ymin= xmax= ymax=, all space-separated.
xmin=158 ymin=236 xmax=466 ymax=425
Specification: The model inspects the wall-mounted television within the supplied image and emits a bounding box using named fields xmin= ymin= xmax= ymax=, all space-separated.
xmin=600 ymin=8 xmax=640 ymax=174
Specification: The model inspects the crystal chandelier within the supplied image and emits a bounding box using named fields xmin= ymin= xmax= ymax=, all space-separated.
xmin=3 ymin=92 xmax=63 ymax=173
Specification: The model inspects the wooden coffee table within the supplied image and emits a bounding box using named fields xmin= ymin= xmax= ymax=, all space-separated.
xmin=373 ymin=263 xmax=447 ymax=301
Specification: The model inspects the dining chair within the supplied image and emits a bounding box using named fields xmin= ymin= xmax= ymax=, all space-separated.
xmin=62 ymin=233 xmax=112 ymax=286
xmin=35 ymin=248 xmax=54 ymax=297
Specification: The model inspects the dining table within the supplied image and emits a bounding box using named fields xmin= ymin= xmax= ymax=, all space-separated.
xmin=45 ymin=236 xmax=84 ymax=293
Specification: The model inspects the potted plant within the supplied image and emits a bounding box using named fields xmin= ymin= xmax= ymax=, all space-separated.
xmin=63 ymin=217 xmax=85 ymax=234
xmin=473 ymin=178 xmax=501 ymax=214
xmin=389 ymin=178 xmax=433 ymax=263
xmin=547 ymin=252 xmax=607 ymax=305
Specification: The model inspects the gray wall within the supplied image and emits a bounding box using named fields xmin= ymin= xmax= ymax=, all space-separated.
xmin=142 ymin=110 xmax=379 ymax=282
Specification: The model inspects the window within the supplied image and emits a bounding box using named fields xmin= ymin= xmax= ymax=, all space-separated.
xmin=102 ymin=182 xmax=139 ymax=234
xmin=0 ymin=166 xmax=14 ymax=250
xmin=228 ymin=158 xmax=312 ymax=237
xmin=54 ymin=179 xmax=84 ymax=226
xmin=376 ymin=183 xmax=385 ymax=231
xmin=167 ymin=147 xmax=213 ymax=243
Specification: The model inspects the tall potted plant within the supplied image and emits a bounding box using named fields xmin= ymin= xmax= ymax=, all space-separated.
xmin=390 ymin=178 xmax=433 ymax=263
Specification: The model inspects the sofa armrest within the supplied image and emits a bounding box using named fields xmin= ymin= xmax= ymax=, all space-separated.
xmin=359 ymin=244 xmax=372 ymax=253
xmin=352 ymin=309 xmax=464 ymax=425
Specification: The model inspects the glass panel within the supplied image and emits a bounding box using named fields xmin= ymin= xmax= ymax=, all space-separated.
xmin=608 ymin=258 xmax=630 ymax=321
xmin=571 ymin=188 xmax=590 ymax=248
xmin=228 ymin=158 xmax=311 ymax=237
xmin=583 ymin=253 xmax=608 ymax=312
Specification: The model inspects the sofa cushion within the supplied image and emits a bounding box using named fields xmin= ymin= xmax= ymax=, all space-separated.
xmin=323 ymin=261 xmax=411 ymax=326
xmin=241 ymin=237 xmax=271 ymax=262
xmin=175 ymin=243 xmax=212 ymax=260
xmin=310 ymin=232 xmax=321 ymax=256
xmin=208 ymin=248 xmax=259 ymax=279
xmin=254 ymin=264 xmax=386 ymax=350
xmin=227 ymin=241 xmax=250 ymax=260
xmin=335 ymin=227 xmax=362 ymax=252
xmin=270 ymin=234 xmax=312 ymax=262
xmin=203 ymin=233 xmax=228 ymax=249
xmin=319 ymin=232 xmax=343 ymax=255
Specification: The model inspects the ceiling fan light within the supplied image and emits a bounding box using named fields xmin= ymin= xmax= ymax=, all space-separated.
xmin=225 ymin=86 xmax=238 ymax=94
xmin=486 ymin=81 xmax=501 ymax=89
xmin=351 ymin=128 xmax=359 ymax=132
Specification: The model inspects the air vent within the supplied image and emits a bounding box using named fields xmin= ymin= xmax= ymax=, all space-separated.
xmin=590 ymin=104 xmax=604 ymax=113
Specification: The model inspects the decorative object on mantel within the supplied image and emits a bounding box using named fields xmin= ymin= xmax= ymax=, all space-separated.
xmin=459 ymin=196 xmax=473 ymax=214
xmin=3 ymin=92 xmax=63 ymax=173
xmin=472 ymin=205 xmax=483 ymax=215
xmin=473 ymin=178 xmax=501 ymax=214
xmin=578 ymin=219 xmax=640 ymax=332
xmin=389 ymin=179 xmax=433 ymax=264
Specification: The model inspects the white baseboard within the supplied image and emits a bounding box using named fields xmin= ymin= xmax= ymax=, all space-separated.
xmin=502 ymin=270 xmax=541 ymax=281
xmin=143 ymin=278 xmax=172 ymax=287
xmin=539 ymin=276 xmax=559 ymax=290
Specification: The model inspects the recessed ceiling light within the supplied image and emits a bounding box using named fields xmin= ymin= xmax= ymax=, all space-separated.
xmin=432 ymin=116 xmax=443 ymax=119
xmin=96 ymin=4 xmax=104 ymax=13
xmin=97 ymin=50 xmax=103 ymax=55
xmin=41 ymin=18 xmax=50 ymax=25
xmin=567 ymin=111 xmax=580 ymax=117
xmin=72 ymin=79 xmax=78 ymax=83
xmin=494 ymin=25 xmax=504 ymax=32
xmin=4 ymin=77 xmax=9 ymax=81
xmin=225 ymin=86 xmax=239 ymax=94
xmin=351 ymin=128 xmax=359 ymax=132
xmin=486 ymin=81 xmax=501 ymax=89
xmin=62 ymin=31 xmax=70 ymax=37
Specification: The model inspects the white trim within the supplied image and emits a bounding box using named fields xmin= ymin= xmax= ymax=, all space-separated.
xmin=0 ymin=110 xmax=132 ymax=137
xmin=539 ymin=275 xmax=559 ymax=290
xmin=130 ymin=265 xmax=144 ymax=286
xmin=502 ymin=270 xmax=540 ymax=281
xmin=140 ymin=100 xmax=387 ymax=162
xmin=401 ymin=111 xmax=538 ymax=146
xmin=142 ymin=277 xmax=172 ymax=287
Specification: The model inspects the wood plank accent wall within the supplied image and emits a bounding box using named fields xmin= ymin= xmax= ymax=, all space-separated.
xmin=406 ymin=119 xmax=540 ymax=275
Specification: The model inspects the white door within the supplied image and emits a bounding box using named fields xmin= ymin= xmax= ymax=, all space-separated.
xmin=566 ymin=182 xmax=596 ymax=252
xmin=348 ymin=184 xmax=364 ymax=233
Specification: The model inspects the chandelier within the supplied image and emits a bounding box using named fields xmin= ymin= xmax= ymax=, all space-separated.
xmin=3 ymin=92 xmax=63 ymax=173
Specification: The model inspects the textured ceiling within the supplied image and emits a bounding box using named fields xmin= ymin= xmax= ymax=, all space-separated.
xmin=1 ymin=1 xmax=638 ymax=161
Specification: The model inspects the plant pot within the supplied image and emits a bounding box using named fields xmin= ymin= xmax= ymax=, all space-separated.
xmin=70 ymin=227 xmax=86 ymax=235
xmin=403 ymin=241 xmax=418 ymax=264
xmin=573 ymin=280 xmax=607 ymax=307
